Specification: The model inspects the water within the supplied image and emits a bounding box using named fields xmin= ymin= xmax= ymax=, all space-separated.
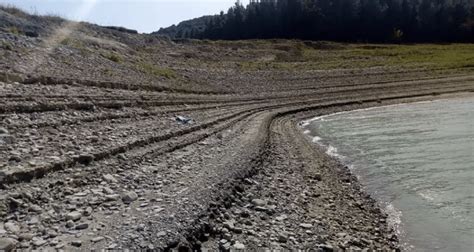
xmin=302 ymin=97 xmax=474 ymax=251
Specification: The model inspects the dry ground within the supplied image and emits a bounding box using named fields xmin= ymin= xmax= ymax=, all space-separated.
xmin=0 ymin=7 xmax=473 ymax=251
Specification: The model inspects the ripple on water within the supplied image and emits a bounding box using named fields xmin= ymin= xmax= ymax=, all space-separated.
xmin=303 ymin=97 xmax=474 ymax=252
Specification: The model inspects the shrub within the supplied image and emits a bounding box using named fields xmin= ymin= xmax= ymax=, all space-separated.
xmin=104 ymin=52 xmax=122 ymax=63
xmin=1 ymin=41 xmax=13 ymax=51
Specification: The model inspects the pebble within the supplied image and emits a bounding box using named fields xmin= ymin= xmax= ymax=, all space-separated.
xmin=122 ymin=191 xmax=138 ymax=204
xmin=299 ymin=223 xmax=313 ymax=229
xmin=4 ymin=222 xmax=20 ymax=233
xmin=66 ymin=211 xmax=82 ymax=221
xmin=75 ymin=223 xmax=89 ymax=230
xmin=105 ymin=194 xmax=121 ymax=201
xmin=91 ymin=236 xmax=104 ymax=243
xmin=233 ymin=242 xmax=246 ymax=250
xmin=84 ymin=206 xmax=93 ymax=216
xmin=278 ymin=233 xmax=288 ymax=243
xmin=18 ymin=233 xmax=33 ymax=241
xmin=251 ymin=199 xmax=266 ymax=206
xmin=157 ymin=231 xmax=167 ymax=237
xmin=103 ymin=174 xmax=118 ymax=183
xmin=0 ymin=238 xmax=16 ymax=251
xmin=71 ymin=240 xmax=82 ymax=247
xmin=66 ymin=220 xmax=75 ymax=228
xmin=32 ymin=237 xmax=47 ymax=247
xmin=0 ymin=127 xmax=8 ymax=134
xmin=77 ymin=154 xmax=94 ymax=165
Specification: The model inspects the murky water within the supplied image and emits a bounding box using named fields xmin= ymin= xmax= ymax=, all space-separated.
xmin=303 ymin=97 xmax=474 ymax=251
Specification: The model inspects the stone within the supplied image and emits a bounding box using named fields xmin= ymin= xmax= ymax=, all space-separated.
xmin=0 ymin=238 xmax=16 ymax=251
xmin=278 ymin=233 xmax=288 ymax=243
xmin=18 ymin=233 xmax=34 ymax=241
xmin=77 ymin=154 xmax=94 ymax=165
xmin=32 ymin=238 xmax=47 ymax=247
xmin=91 ymin=236 xmax=104 ymax=243
xmin=299 ymin=223 xmax=313 ymax=229
xmin=4 ymin=222 xmax=20 ymax=233
xmin=0 ymin=128 xmax=8 ymax=134
xmin=66 ymin=220 xmax=75 ymax=228
xmin=75 ymin=223 xmax=89 ymax=230
xmin=157 ymin=231 xmax=167 ymax=237
xmin=251 ymin=199 xmax=266 ymax=206
xmin=318 ymin=244 xmax=334 ymax=251
xmin=29 ymin=204 xmax=43 ymax=212
xmin=66 ymin=211 xmax=82 ymax=221
xmin=84 ymin=207 xmax=93 ymax=216
xmin=105 ymin=194 xmax=121 ymax=201
xmin=275 ymin=214 xmax=288 ymax=221
xmin=103 ymin=174 xmax=118 ymax=183
xmin=223 ymin=221 xmax=235 ymax=230
xmin=122 ymin=191 xmax=138 ymax=204
xmin=233 ymin=242 xmax=246 ymax=250
xmin=71 ymin=240 xmax=82 ymax=247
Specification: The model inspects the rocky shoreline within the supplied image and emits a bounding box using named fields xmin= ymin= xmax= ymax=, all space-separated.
xmin=1 ymin=7 xmax=474 ymax=251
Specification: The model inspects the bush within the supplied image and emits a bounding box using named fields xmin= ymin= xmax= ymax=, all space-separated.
xmin=104 ymin=52 xmax=122 ymax=63
xmin=1 ymin=41 xmax=13 ymax=51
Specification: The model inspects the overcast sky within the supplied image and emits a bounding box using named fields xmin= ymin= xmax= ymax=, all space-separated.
xmin=0 ymin=0 xmax=249 ymax=33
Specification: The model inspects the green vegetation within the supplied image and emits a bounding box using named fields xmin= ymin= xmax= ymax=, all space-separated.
xmin=7 ymin=26 xmax=21 ymax=35
xmin=103 ymin=52 xmax=123 ymax=63
xmin=234 ymin=42 xmax=474 ymax=72
xmin=137 ymin=62 xmax=178 ymax=79
xmin=1 ymin=41 xmax=13 ymax=51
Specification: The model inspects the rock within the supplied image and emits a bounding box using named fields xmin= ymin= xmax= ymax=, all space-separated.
xmin=275 ymin=214 xmax=288 ymax=221
xmin=103 ymin=174 xmax=118 ymax=183
xmin=4 ymin=222 xmax=20 ymax=233
xmin=299 ymin=223 xmax=312 ymax=229
xmin=278 ymin=233 xmax=288 ymax=243
xmin=77 ymin=154 xmax=94 ymax=165
xmin=0 ymin=238 xmax=16 ymax=251
xmin=66 ymin=220 xmax=75 ymax=228
xmin=84 ymin=206 xmax=93 ymax=216
xmin=75 ymin=223 xmax=89 ymax=230
xmin=66 ymin=211 xmax=82 ymax=221
xmin=29 ymin=204 xmax=42 ymax=213
xmin=91 ymin=236 xmax=104 ymax=243
xmin=71 ymin=240 xmax=82 ymax=247
xmin=318 ymin=244 xmax=334 ymax=251
xmin=223 ymin=220 xmax=235 ymax=230
xmin=122 ymin=191 xmax=138 ymax=204
xmin=251 ymin=199 xmax=266 ymax=206
xmin=233 ymin=242 xmax=246 ymax=250
xmin=157 ymin=231 xmax=166 ymax=237
xmin=18 ymin=233 xmax=34 ymax=241
xmin=105 ymin=194 xmax=121 ymax=201
xmin=312 ymin=173 xmax=323 ymax=181
xmin=32 ymin=237 xmax=47 ymax=247
xmin=0 ymin=128 xmax=8 ymax=134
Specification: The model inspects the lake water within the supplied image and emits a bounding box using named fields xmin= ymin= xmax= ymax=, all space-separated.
xmin=302 ymin=97 xmax=474 ymax=251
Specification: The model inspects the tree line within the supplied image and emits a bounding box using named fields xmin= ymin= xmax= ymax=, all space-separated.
xmin=182 ymin=0 xmax=473 ymax=42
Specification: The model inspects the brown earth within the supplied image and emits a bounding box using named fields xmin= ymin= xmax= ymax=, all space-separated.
xmin=0 ymin=8 xmax=473 ymax=251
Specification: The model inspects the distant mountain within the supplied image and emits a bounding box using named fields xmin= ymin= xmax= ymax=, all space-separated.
xmin=153 ymin=15 xmax=215 ymax=38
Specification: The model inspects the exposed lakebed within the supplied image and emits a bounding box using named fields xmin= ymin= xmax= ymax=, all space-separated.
xmin=303 ymin=97 xmax=474 ymax=251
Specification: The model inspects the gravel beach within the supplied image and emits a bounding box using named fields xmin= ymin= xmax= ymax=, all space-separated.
xmin=0 ymin=8 xmax=473 ymax=251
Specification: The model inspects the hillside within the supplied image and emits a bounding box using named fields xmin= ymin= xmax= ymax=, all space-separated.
xmin=153 ymin=15 xmax=215 ymax=38
xmin=157 ymin=0 xmax=474 ymax=42
xmin=0 ymin=5 xmax=474 ymax=251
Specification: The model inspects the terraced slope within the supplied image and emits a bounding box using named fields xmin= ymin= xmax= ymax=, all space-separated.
xmin=0 ymin=8 xmax=473 ymax=251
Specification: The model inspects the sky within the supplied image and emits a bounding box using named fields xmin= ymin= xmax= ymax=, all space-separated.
xmin=0 ymin=0 xmax=249 ymax=33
